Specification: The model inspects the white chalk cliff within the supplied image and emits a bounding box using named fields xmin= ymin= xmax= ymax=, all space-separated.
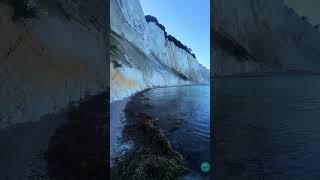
xmin=212 ymin=0 xmax=320 ymax=75
xmin=110 ymin=0 xmax=209 ymax=102
xmin=0 ymin=0 xmax=107 ymax=128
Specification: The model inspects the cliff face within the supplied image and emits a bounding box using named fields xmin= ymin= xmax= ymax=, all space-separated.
xmin=212 ymin=0 xmax=320 ymax=75
xmin=110 ymin=0 xmax=209 ymax=102
xmin=0 ymin=0 xmax=107 ymax=128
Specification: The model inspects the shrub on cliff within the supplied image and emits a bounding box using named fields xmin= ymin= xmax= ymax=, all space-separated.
xmin=110 ymin=33 xmax=122 ymax=68
xmin=145 ymin=15 xmax=197 ymax=59
xmin=167 ymin=35 xmax=196 ymax=59
xmin=167 ymin=35 xmax=190 ymax=53
xmin=145 ymin=15 xmax=167 ymax=36
xmin=302 ymin=16 xmax=309 ymax=22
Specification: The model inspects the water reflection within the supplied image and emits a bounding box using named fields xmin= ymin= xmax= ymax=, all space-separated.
xmin=138 ymin=85 xmax=210 ymax=179
xmin=213 ymin=76 xmax=320 ymax=180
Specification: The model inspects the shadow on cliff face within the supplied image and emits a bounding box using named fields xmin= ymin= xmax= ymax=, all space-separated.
xmin=46 ymin=93 xmax=109 ymax=180
xmin=0 ymin=0 xmax=38 ymax=21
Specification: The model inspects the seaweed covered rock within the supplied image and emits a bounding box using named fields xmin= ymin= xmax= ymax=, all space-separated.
xmin=46 ymin=94 xmax=108 ymax=180
xmin=111 ymin=98 xmax=188 ymax=179
xmin=120 ymin=152 xmax=187 ymax=180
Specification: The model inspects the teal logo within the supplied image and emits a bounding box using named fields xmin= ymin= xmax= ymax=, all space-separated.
xmin=200 ymin=162 xmax=210 ymax=173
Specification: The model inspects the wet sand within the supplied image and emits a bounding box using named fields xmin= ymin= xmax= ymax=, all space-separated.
xmin=0 ymin=113 xmax=65 ymax=179
xmin=110 ymin=98 xmax=133 ymax=166
xmin=46 ymin=93 xmax=108 ymax=180
xmin=0 ymin=93 xmax=108 ymax=180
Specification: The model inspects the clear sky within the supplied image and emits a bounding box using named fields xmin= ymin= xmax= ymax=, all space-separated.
xmin=140 ymin=0 xmax=210 ymax=69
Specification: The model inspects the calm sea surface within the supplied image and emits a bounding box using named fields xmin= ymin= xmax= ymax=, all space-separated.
xmin=141 ymin=85 xmax=210 ymax=179
xmin=213 ymin=75 xmax=320 ymax=180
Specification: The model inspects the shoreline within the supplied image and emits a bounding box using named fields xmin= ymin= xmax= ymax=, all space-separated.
xmin=110 ymin=83 xmax=210 ymax=164
xmin=46 ymin=93 xmax=108 ymax=179
xmin=110 ymin=83 xmax=209 ymax=104
xmin=110 ymin=88 xmax=189 ymax=179
xmin=0 ymin=110 xmax=66 ymax=179
xmin=0 ymin=92 xmax=108 ymax=179
xmin=110 ymin=97 xmax=132 ymax=166
xmin=110 ymin=87 xmax=155 ymax=164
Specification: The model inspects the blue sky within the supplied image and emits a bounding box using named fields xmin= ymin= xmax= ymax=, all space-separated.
xmin=140 ymin=0 xmax=210 ymax=69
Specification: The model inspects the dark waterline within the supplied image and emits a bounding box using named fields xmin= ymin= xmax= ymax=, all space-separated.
xmin=140 ymin=85 xmax=210 ymax=179
xmin=213 ymin=75 xmax=320 ymax=180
